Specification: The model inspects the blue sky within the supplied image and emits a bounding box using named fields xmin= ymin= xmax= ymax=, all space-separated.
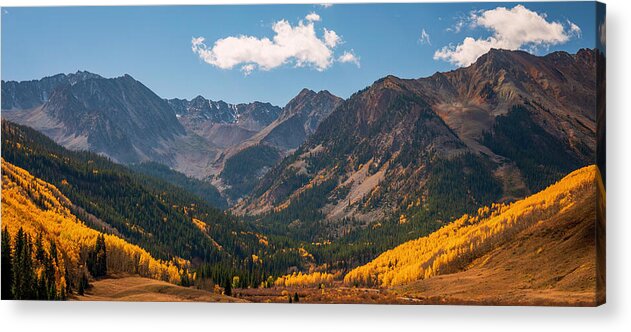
xmin=1 ymin=2 xmax=600 ymax=106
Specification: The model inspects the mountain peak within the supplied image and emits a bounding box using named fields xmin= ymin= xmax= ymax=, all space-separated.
xmin=296 ymin=88 xmax=317 ymax=98
xmin=72 ymin=70 xmax=103 ymax=79
xmin=116 ymin=73 xmax=137 ymax=81
xmin=575 ymin=48 xmax=597 ymax=65
xmin=316 ymin=90 xmax=334 ymax=97
xmin=191 ymin=95 xmax=208 ymax=102
xmin=371 ymin=74 xmax=407 ymax=92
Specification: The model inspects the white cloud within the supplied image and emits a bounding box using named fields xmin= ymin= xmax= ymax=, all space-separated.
xmin=419 ymin=29 xmax=431 ymax=45
xmin=241 ymin=64 xmax=256 ymax=76
xmin=434 ymin=5 xmax=578 ymax=67
xmin=446 ymin=15 xmax=468 ymax=33
xmin=306 ymin=12 xmax=321 ymax=22
xmin=319 ymin=4 xmax=333 ymax=8
xmin=338 ymin=51 xmax=360 ymax=67
xmin=568 ymin=20 xmax=582 ymax=38
xmin=192 ymin=13 xmax=357 ymax=74
xmin=446 ymin=11 xmax=482 ymax=33
xmin=323 ymin=28 xmax=341 ymax=48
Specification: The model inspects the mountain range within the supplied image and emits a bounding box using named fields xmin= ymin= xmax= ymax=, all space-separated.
xmin=1 ymin=47 xmax=604 ymax=304
xmin=237 ymin=48 xmax=598 ymax=241
xmin=1 ymin=48 xmax=599 ymax=234
xmin=2 ymin=72 xmax=341 ymax=203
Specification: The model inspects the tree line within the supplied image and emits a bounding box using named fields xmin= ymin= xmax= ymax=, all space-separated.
xmin=1 ymin=226 xmax=111 ymax=300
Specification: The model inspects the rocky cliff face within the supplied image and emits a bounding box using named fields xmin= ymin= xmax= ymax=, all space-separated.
xmin=214 ymin=89 xmax=343 ymax=202
xmin=2 ymin=49 xmax=599 ymax=219
xmin=2 ymin=71 xmax=102 ymax=110
xmin=3 ymin=73 xmax=191 ymax=165
xmin=167 ymin=96 xmax=282 ymax=148
xmin=237 ymin=49 xmax=598 ymax=236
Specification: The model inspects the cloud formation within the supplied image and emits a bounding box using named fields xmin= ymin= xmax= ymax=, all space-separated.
xmin=434 ymin=5 xmax=578 ymax=67
xmin=305 ymin=12 xmax=321 ymax=22
xmin=192 ymin=13 xmax=356 ymax=75
xmin=568 ymin=20 xmax=582 ymax=38
xmin=338 ymin=51 xmax=360 ymax=67
xmin=323 ymin=28 xmax=341 ymax=48
xmin=419 ymin=29 xmax=431 ymax=45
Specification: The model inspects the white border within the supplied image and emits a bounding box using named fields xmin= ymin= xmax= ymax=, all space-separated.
xmin=1 ymin=1 xmax=629 ymax=331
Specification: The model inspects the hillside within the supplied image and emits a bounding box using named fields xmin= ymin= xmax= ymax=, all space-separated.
xmin=238 ymin=49 xmax=598 ymax=244
xmin=75 ymin=275 xmax=246 ymax=302
xmin=344 ymin=165 xmax=604 ymax=305
xmin=210 ymin=89 xmax=342 ymax=202
xmin=129 ymin=161 xmax=227 ymax=209
xmin=1 ymin=120 xmax=300 ymax=290
xmin=1 ymin=159 xmax=182 ymax=294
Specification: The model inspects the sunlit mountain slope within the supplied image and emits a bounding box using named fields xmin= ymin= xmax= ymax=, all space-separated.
xmin=1 ymin=159 xmax=183 ymax=287
xmin=344 ymin=165 xmax=604 ymax=305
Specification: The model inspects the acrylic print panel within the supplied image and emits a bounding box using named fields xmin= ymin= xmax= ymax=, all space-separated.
xmin=0 ymin=1 xmax=605 ymax=306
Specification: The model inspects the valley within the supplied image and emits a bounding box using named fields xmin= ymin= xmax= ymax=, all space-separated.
xmin=75 ymin=275 xmax=246 ymax=303
xmin=1 ymin=48 xmax=604 ymax=305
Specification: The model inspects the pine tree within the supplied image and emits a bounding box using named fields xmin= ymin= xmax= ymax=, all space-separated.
xmin=96 ymin=234 xmax=107 ymax=277
xmin=87 ymin=234 xmax=107 ymax=278
xmin=78 ymin=272 xmax=89 ymax=295
xmin=223 ymin=278 xmax=232 ymax=296
xmin=12 ymin=229 xmax=36 ymax=299
xmin=37 ymin=274 xmax=47 ymax=299
xmin=1 ymin=227 xmax=14 ymax=300
xmin=77 ymin=278 xmax=84 ymax=296
xmin=64 ymin=266 xmax=73 ymax=294
xmin=35 ymin=233 xmax=45 ymax=263
xmin=59 ymin=284 xmax=67 ymax=300
xmin=49 ymin=240 xmax=58 ymax=265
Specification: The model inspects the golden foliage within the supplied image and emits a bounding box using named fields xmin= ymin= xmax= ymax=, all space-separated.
xmin=274 ymin=271 xmax=335 ymax=288
xmin=344 ymin=165 xmax=598 ymax=287
xmin=1 ymin=159 xmax=183 ymax=284
xmin=192 ymin=218 xmax=207 ymax=232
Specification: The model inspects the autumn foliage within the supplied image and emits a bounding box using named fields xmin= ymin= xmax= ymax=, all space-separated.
xmin=344 ymin=165 xmax=600 ymax=287
xmin=274 ymin=271 xmax=335 ymax=288
xmin=1 ymin=159 xmax=183 ymax=288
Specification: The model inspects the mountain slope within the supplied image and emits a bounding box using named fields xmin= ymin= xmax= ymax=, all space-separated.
xmin=1 ymin=71 xmax=102 ymax=110
xmin=1 ymin=158 xmax=183 ymax=287
xmin=129 ymin=161 xmax=227 ymax=209
xmin=1 ymin=121 xmax=259 ymax=264
xmin=238 ymin=49 xmax=598 ymax=239
xmin=1 ymin=120 xmax=313 ymax=288
xmin=344 ymin=165 xmax=604 ymax=305
xmin=2 ymin=73 xmax=221 ymax=180
xmin=256 ymin=89 xmax=343 ymax=151
xmin=168 ymin=96 xmax=282 ymax=148
xmin=3 ymin=73 xmax=186 ymax=163
xmin=214 ymin=89 xmax=342 ymax=202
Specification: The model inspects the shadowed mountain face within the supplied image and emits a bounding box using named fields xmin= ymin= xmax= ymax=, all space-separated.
xmin=1 ymin=49 xmax=600 ymax=222
xmin=238 ymin=49 xmax=598 ymax=237
xmin=215 ymin=89 xmax=343 ymax=202
xmin=260 ymin=88 xmax=344 ymax=151
xmin=1 ymin=72 xmax=339 ymax=204
xmin=167 ymin=96 xmax=282 ymax=148
xmin=1 ymin=71 xmax=103 ymax=110
xmin=2 ymin=73 xmax=190 ymax=165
